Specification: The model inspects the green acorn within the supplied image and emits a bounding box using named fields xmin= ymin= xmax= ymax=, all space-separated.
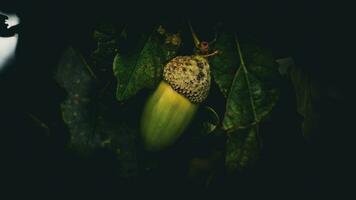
xmin=141 ymin=24 xmax=219 ymax=151
xmin=141 ymin=55 xmax=211 ymax=151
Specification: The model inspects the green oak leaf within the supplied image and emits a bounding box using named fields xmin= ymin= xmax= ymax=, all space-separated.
xmin=55 ymin=47 xmax=139 ymax=177
xmin=221 ymin=35 xmax=280 ymax=132
xmin=211 ymin=34 xmax=280 ymax=172
xmin=113 ymin=26 xmax=181 ymax=101
xmin=55 ymin=47 xmax=98 ymax=153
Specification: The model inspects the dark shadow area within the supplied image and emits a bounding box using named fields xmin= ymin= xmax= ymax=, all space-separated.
xmin=0 ymin=0 xmax=352 ymax=198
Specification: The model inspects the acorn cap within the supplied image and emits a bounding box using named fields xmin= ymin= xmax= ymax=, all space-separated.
xmin=163 ymin=55 xmax=211 ymax=104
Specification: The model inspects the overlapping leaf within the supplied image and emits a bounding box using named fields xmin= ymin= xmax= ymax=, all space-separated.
xmin=210 ymin=32 xmax=240 ymax=97
xmin=211 ymin=33 xmax=280 ymax=132
xmin=113 ymin=26 xmax=181 ymax=101
xmin=210 ymin=32 xmax=281 ymax=172
xmin=55 ymin=47 xmax=139 ymax=177
xmin=55 ymin=47 xmax=98 ymax=152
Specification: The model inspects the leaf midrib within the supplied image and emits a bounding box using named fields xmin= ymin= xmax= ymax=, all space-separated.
xmin=120 ymin=31 xmax=154 ymax=99
xmin=224 ymin=35 xmax=260 ymax=131
xmin=235 ymin=36 xmax=258 ymax=123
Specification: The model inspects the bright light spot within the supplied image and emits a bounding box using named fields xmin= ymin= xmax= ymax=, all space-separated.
xmin=0 ymin=11 xmax=20 ymax=28
xmin=0 ymin=11 xmax=20 ymax=72
xmin=0 ymin=34 xmax=18 ymax=69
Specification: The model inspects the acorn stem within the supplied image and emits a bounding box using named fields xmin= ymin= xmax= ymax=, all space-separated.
xmin=188 ymin=21 xmax=201 ymax=48
xmin=202 ymin=50 xmax=219 ymax=58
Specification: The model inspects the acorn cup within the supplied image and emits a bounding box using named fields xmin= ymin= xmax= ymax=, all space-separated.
xmin=141 ymin=23 xmax=218 ymax=151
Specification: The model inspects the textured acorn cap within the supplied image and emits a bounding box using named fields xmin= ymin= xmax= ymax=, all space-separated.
xmin=163 ymin=55 xmax=211 ymax=103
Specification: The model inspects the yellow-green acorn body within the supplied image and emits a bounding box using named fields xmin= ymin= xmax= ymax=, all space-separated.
xmin=141 ymin=55 xmax=211 ymax=151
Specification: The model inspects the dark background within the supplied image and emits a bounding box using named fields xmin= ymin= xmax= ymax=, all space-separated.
xmin=0 ymin=0 xmax=352 ymax=198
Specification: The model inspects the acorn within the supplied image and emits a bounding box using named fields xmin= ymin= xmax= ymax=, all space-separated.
xmin=141 ymin=24 xmax=218 ymax=151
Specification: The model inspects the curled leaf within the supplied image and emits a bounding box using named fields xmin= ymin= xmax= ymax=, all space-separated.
xmin=203 ymin=106 xmax=220 ymax=134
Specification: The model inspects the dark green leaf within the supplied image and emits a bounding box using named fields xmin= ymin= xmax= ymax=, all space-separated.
xmin=93 ymin=103 xmax=140 ymax=178
xmin=277 ymin=57 xmax=320 ymax=139
xmin=55 ymin=47 xmax=139 ymax=177
xmin=55 ymin=47 xmax=97 ymax=153
xmin=210 ymin=32 xmax=240 ymax=97
xmin=91 ymin=24 xmax=119 ymax=80
xmin=113 ymin=26 xmax=181 ymax=101
xmin=225 ymin=126 xmax=259 ymax=172
xmin=222 ymin=35 xmax=280 ymax=131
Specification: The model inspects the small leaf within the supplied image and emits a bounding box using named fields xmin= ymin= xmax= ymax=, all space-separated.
xmin=113 ymin=26 xmax=180 ymax=101
xmin=222 ymin=35 xmax=280 ymax=132
xmin=225 ymin=126 xmax=259 ymax=172
xmin=202 ymin=106 xmax=220 ymax=134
